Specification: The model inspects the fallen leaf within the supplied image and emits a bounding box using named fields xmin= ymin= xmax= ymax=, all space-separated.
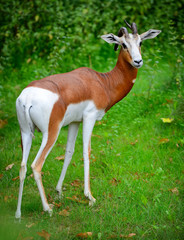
xmin=47 ymin=193 xmax=54 ymax=203
xmin=37 ymin=230 xmax=51 ymax=240
xmin=66 ymin=196 xmax=88 ymax=204
xmin=92 ymin=134 xmax=102 ymax=138
xmin=26 ymin=223 xmax=35 ymax=228
xmin=17 ymin=234 xmax=34 ymax=240
xmin=130 ymin=139 xmax=138 ymax=145
xmin=72 ymin=162 xmax=77 ymax=167
xmin=5 ymin=163 xmax=14 ymax=171
xmin=0 ymin=119 xmax=8 ymax=128
xmin=159 ymin=138 xmax=169 ymax=144
xmin=110 ymin=178 xmax=121 ymax=186
xmin=53 ymin=202 xmax=62 ymax=208
xmin=169 ymin=187 xmax=179 ymax=195
xmin=0 ymin=174 xmax=3 ymax=180
xmin=71 ymin=179 xmax=81 ymax=187
xmin=161 ymin=118 xmax=174 ymax=123
xmin=121 ymin=233 xmax=136 ymax=238
xmin=12 ymin=176 xmax=19 ymax=181
xmin=76 ymin=232 xmax=92 ymax=238
xmin=55 ymin=155 xmax=65 ymax=160
xmin=4 ymin=196 xmax=8 ymax=202
xmin=58 ymin=209 xmax=70 ymax=217
xmin=166 ymin=99 xmax=173 ymax=104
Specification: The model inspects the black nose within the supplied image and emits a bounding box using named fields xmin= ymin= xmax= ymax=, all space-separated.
xmin=134 ymin=60 xmax=143 ymax=64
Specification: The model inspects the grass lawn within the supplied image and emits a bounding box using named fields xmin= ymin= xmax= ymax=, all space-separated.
xmin=0 ymin=58 xmax=183 ymax=239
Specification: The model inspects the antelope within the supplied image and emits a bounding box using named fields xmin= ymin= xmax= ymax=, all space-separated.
xmin=15 ymin=20 xmax=161 ymax=218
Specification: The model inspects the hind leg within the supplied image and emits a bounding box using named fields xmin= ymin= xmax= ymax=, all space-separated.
xmin=15 ymin=131 xmax=33 ymax=219
xmin=31 ymin=122 xmax=61 ymax=215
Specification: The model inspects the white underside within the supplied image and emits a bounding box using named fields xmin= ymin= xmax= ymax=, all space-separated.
xmin=63 ymin=101 xmax=105 ymax=127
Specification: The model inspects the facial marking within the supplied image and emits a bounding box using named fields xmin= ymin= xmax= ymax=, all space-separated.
xmin=121 ymin=34 xmax=142 ymax=68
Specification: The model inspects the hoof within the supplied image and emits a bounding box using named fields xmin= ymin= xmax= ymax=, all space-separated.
xmin=89 ymin=197 xmax=96 ymax=206
xmin=15 ymin=210 xmax=21 ymax=219
xmin=56 ymin=189 xmax=63 ymax=200
xmin=84 ymin=192 xmax=96 ymax=206
xmin=44 ymin=203 xmax=54 ymax=217
xmin=48 ymin=204 xmax=54 ymax=217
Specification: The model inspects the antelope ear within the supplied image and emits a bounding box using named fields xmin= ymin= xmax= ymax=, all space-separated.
xmin=101 ymin=33 xmax=121 ymax=44
xmin=140 ymin=29 xmax=161 ymax=40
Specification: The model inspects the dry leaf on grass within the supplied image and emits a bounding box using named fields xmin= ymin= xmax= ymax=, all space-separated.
xmin=55 ymin=155 xmax=65 ymax=160
xmin=53 ymin=202 xmax=62 ymax=208
xmin=58 ymin=209 xmax=70 ymax=217
xmin=76 ymin=232 xmax=92 ymax=238
xmin=12 ymin=176 xmax=19 ymax=181
xmin=124 ymin=233 xmax=136 ymax=238
xmin=37 ymin=230 xmax=51 ymax=240
xmin=66 ymin=196 xmax=88 ymax=204
xmin=109 ymin=178 xmax=121 ymax=186
xmin=4 ymin=196 xmax=8 ymax=202
xmin=159 ymin=138 xmax=170 ymax=144
xmin=26 ymin=223 xmax=35 ymax=228
xmin=5 ymin=163 xmax=14 ymax=171
xmin=0 ymin=174 xmax=3 ymax=180
xmin=71 ymin=179 xmax=81 ymax=187
xmin=169 ymin=187 xmax=179 ymax=195
xmin=0 ymin=119 xmax=8 ymax=128
xmin=130 ymin=139 xmax=138 ymax=145
xmin=18 ymin=235 xmax=33 ymax=240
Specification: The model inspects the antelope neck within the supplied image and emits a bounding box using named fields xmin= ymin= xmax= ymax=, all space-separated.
xmin=99 ymin=49 xmax=138 ymax=111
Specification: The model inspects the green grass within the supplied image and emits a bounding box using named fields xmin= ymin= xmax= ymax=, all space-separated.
xmin=0 ymin=58 xmax=183 ymax=240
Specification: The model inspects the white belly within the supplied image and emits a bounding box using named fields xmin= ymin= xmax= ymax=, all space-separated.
xmin=63 ymin=101 xmax=105 ymax=127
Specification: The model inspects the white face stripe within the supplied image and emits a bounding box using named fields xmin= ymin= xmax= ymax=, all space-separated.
xmin=119 ymin=34 xmax=143 ymax=68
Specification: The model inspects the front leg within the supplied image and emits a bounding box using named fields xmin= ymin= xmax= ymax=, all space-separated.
xmin=83 ymin=112 xmax=96 ymax=206
xmin=56 ymin=122 xmax=80 ymax=197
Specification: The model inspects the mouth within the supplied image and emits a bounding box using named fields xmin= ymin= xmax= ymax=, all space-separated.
xmin=132 ymin=61 xmax=143 ymax=69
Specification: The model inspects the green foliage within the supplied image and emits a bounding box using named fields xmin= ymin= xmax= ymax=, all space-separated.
xmin=0 ymin=0 xmax=184 ymax=70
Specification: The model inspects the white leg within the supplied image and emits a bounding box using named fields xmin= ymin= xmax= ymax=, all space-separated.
xmin=83 ymin=113 xmax=96 ymax=206
xmin=31 ymin=127 xmax=60 ymax=215
xmin=31 ymin=132 xmax=50 ymax=212
xmin=56 ymin=122 xmax=80 ymax=197
xmin=15 ymin=132 xmax=32 ymax=219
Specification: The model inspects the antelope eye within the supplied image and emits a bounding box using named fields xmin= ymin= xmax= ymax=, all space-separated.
xmin=122 ymin=43 xmax=127 ymax=49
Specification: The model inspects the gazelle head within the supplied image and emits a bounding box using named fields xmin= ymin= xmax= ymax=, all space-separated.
xmin=101 ymin=20 xmax=161 ymax=69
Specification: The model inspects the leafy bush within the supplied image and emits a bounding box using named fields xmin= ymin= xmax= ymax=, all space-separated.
xmin=0 ymin=0 xmax=183 ymax=70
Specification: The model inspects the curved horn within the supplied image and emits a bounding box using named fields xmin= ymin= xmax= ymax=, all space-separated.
xmin=131 ymin=22 xmax=138 ymax=34
xmin=114 ymin=27 xmax=129 ymax=51
xmin=124 ymin=19 xmax=132 ymax=30
xmin=124 ymin=20 xmax=138 ymax=35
